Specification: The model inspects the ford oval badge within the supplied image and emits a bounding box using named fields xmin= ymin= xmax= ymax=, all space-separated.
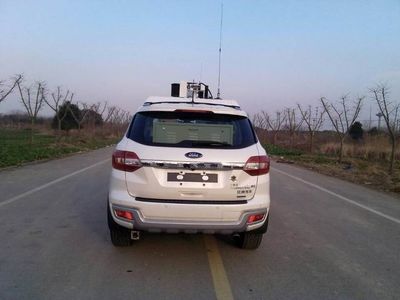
xmin=185 ymin=152 xmax=203 ymax=159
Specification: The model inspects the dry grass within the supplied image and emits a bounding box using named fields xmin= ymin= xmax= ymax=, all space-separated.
xmin=319 ymin=136 xmax=400 ymax=161
xmin=263 ymin=132 xmax=400 ymax=194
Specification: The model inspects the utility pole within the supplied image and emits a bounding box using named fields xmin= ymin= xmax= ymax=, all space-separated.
xmin=368 ymin=105 xmax=372 ymax=130
xmin=376 ymin=112 xmax=383 ymax=130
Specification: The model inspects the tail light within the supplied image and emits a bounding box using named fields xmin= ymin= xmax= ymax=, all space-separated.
xmin=114 ymin=209 xmax=134 ymax=220
xmin=243 ymin=155 xmax=270 ymax=176
xmin=112 ymin=150 xmax=142 ymax=172
xmin=247 ymin=213 xmax=266 ymax=224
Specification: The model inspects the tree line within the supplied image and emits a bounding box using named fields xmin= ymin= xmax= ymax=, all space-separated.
xmin=252 ymin=85 xmax=399 ymax=174
xmin=1 ymin=75 xmax=399 ymax=173
xmin=0 ymin=74 xmax=132 ymax=140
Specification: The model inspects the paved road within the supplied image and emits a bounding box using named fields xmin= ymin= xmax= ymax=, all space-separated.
xmin=0 ymin=147 xmax=399 ymax=300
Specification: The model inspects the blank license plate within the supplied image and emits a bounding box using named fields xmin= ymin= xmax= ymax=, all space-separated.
xmin=167 ymin=172 xmax=218 ymax=183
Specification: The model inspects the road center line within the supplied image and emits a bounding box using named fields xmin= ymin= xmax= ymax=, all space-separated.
xmin=204 ymin=235 xmax=234 ymax=300
xmin=0 ymin=159 xmax=110 ymax=208
xmin=272 ymin=167 xmax=400 ymax=225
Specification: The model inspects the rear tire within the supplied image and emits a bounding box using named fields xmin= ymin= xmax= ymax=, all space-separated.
xmin=110 ymin=228 xmax=131 ymax=247
xmin=237 ymin=232 xmax=264 ymax=249
xmin=107 ymin=202 xmax=132 ymax=247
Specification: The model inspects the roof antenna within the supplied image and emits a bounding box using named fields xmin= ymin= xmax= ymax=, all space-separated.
xmin=216 ymin=2 xmax=223 ymax=99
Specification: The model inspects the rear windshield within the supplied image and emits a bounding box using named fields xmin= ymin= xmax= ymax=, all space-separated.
xmin=127 ymin=111 xmax=257 ymax=149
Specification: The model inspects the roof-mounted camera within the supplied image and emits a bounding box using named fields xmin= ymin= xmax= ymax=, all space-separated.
xmin=171 ymin=81 xmax=213 ymax=99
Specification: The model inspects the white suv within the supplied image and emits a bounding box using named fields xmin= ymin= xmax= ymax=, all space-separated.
xmin=108 ymin=94 xmax=270 ymax=249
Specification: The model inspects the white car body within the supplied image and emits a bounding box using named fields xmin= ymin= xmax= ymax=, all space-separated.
xmin=108 ymin=96 xmax=270 ymax=248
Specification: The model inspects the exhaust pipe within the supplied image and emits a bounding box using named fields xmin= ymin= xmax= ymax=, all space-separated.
xmin=130 ymin=230 xmax=140 ymax=240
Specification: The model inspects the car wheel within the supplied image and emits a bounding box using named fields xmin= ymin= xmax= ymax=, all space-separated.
xmin=237 ymin=232 xmax=263 ymax=249
xmin=110 ymin=228 xmax=131 ymax=247
xmin=107 ymin=202 xmax=132 ymax=247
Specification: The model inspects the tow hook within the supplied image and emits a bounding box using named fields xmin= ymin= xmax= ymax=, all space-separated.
xmin=130 ymin=231 xmax=140 ymax=240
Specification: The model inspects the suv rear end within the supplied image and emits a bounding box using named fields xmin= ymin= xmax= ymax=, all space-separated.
xmin=108 ymin=97 xmax=270 ymax=249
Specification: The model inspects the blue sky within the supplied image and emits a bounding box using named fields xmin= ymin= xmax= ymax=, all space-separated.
xmin=0 ymin=0 xmax=399 ymax=117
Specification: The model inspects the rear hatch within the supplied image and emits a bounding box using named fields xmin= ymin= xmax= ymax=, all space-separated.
xmin=124 ymin=142 xmax=260 ymax=202
xmin=121 ymin=110 xmax=263 ymax=203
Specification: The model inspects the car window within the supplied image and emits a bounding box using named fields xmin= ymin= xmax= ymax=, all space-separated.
xmin=127 ymin=111 xmax=257 ymax=149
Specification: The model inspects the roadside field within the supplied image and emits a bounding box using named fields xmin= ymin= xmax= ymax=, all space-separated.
xmin=0 ymin=128 xmax=118 ymax=168
xmin=265 ymin=143 xmax=400 ymax=194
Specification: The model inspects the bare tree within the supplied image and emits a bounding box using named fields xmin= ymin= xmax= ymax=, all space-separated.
xmin=297 ymin=104 xmax=325 ymax=154
xmin=92 ymin=101 xmax=108 ymax=122
xmin=320 ymin=95 xmax=364 ymax=163
xmin=92 ymin=101 xmax=107 ymax=122
xmin=16 ymin=80 xmax=46 ymax=143
xmin=370 ymin=84 xmax=399 ymax=174
xmin=69 ymin=101 xmax=90 ymax=134
xmin=44 ymin=87 xmax=73 ymax=134
xmin=110 ymin=108 xmax=123 ymax=135
xmin=124 ymin=113 xmax=133 ymax=125
xmin=104 ymin=106 xmax=117 ymax=123
xmin=110 ymin=108 xmax=132 ymax=135
xmin=252 ymin=112 xmax=268 ymax=143
xmin=284 ymin=107 xmax=303 ymax=148
xmin=90 ymin=101 xmax=108 ymax=133
xmin=264 ymin=110 xmax=286 ymax=144
xmin=119 ymin=110 xmax=132 ymax=134
xmin=0 ymin=74 xmax=23 ymax=103
xmin=111 ymin=107 xmax=122 ymax=125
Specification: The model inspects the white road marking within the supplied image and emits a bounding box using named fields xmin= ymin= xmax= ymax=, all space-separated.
xmin=272 ymin=167 xmax=400 ymax=225
xmin=0 ymin=159 xmax=110 ymax=208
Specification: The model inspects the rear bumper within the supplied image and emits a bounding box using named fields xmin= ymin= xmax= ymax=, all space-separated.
xmin=110 ymin=202 xmax=268 ymax=234
xmin=108 ymin=168 xmax=270 ymax=234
